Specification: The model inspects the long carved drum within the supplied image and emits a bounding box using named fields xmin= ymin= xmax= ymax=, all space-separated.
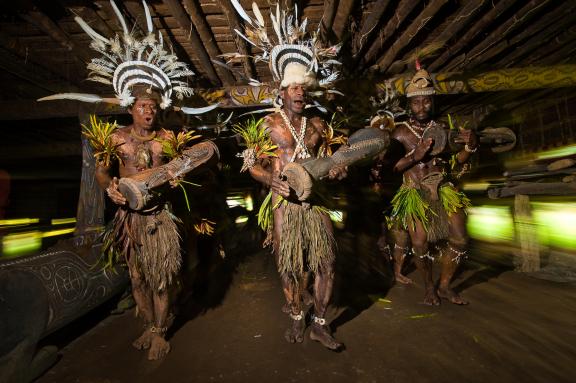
xmin=119 ymin=141 xmax=219 ymax=210
xmin=422 ymin=126 xmax=517 ymax=154
xmin=282 ymin=127 xmax=390 ymax=201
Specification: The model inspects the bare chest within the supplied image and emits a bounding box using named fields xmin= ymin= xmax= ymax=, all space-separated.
xmin=271 ymin=120 xmax=322 ymax=158
xmin=117 ymin=135 xmax=166 ymax=173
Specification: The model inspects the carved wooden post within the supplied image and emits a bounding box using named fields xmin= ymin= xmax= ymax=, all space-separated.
xmin=74 ymin=111 xmax=105 ymax=246
xmin=513 ymin=194 xmax=540 ymax=272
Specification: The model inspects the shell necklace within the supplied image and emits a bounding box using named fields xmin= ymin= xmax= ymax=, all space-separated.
xmin=280 ymin=110 xmax=310 ymax=162
xmin=130 ymin=128 xmax=156 ymax=170
xmin=407 ymin=119 xmax=433 ymax=140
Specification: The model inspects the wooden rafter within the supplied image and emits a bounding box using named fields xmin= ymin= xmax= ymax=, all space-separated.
xmin=505 ymin=20 xmax=576 ymax=67
xmin=374 ymin=0 xmax=449 ymax=73
xmin=182 ymin=0 xmax=235 ymax=85
xmin=395 ymin=1 xmax=486 ymax=74
xmin=0 ymin=45 xmax=79 ymax=94
xmin=332 ymin=0 xmax=356 ymax=40
xmin=216 ymin=0 xmax=257 ymax=82
xmin=21 ymin=8 xmax=92 ymax=63
xmin=162 ymin=0 xmax=222 ymax=86
xmin=362 ymin=0 xmax=419 ymax=67
xmin=320 ymin=0 xmax=339 ymax=42
xmin=540 ymin=39 xmax=576 ymax=66
xmin=458 ymin=0 xmax=554 ymax=70
xmin=353 ymin=0 xmax=391 ymax=57
xmin=428 ymin=0 xmax=517 ymax=72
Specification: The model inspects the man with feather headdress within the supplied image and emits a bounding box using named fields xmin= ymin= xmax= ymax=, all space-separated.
xmin=231 ymin=0 xmax=346 ymax=350
xmin=38 ymin=0 xmax=219 ymax=360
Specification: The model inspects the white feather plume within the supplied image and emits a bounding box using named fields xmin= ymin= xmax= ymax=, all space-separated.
xmin=37 ymin=93 xmax=105 ymax=103
xmin=110 ymin=0 xmax=128 ymax=35
xmin=230 ymin=0 xmax=253 ymax=25
xmin=252 ymin=2 xmax=265 ymax=28
xmin=181 ymin=103 xmax=220 ymax=115
xmin=142 ymin=0 xmax=153 ymax=34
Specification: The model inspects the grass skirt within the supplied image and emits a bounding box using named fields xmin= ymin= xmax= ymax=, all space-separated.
xmin=102 ymin=205 xmax=181 ymax=292
xmin=278 ymin=202 xmax=335 ymax=280
xmin=390 ymin=183 xmax=471 ymax=242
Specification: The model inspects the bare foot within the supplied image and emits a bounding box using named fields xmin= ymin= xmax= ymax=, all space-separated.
xmin=284 ymin=317 xmax=305 ymax=343
xmin=132 ymin=328 xmax=153 ymax=350
xmin=310 ymin=324 xmax=343 ymax=351
xmin=438 ymin=288 xmax=469 ymax=305
xmin=395 ymin=273 xmax=413 ymax=285
xmin=147 ymin=335 xmax=171 ymax=360
xmin=423 ymin=288 xmax=441 ymax=306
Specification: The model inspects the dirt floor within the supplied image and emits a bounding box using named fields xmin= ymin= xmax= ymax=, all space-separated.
xmin=36 ymin=234 xmax=576 ymax=383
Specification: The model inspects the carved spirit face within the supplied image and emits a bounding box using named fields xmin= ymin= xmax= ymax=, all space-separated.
xmin=129 ymin=98 xmax=158 ymax=129
xmin=409 ymin=95 xmax=433 ymax=123
xmin=281 ymin=84 xmax=307 ymax=115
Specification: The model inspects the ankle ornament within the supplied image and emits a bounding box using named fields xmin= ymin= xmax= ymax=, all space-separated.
xmin=150 ymin=326 xmax=168 ymax=335
xmin=448 ymin=245 xmax=467 ymax=263
xmin=289 ymin=311 xmax=304 ymax=321
xmin=312 ymin=315 xmax=326 ymax=326
xmin=415 ymin=249 xmax=435 ymax=261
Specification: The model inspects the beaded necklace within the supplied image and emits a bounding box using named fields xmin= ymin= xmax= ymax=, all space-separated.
xmin=280 ymin=110 xmax=310 ymax=162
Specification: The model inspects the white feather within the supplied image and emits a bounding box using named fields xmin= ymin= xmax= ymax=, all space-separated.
xmin=234 ymin=29 xmax=258 ymax=48
xmin=299 ymin=18 xmax=307 ymax=34
xmin=327 ymin=89 xmax=345 ymax=96
xmin=37 ymin=93 xmax=104 ymax=103
xmin=270 ymin=13 xmax=283 ymax=43
xmin=252 ymin=2 xmax=265 ymax=28
xmin=230 ymin=0 xmax=253 ymax=25
xmin=142 ymin=0 xmax=154 ymax=34
xmin=181 ymin=103 xmax=220 ymax=115
xmin=74 ymin=17 xmax=109 ymax=44
xmin=110 ymin=0 xmax=129 ymax=35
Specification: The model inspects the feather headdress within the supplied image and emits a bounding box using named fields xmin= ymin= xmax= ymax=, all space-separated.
xmin=38 ymin=0 xmax=218 ymax=115
xmin=229 ymin=0 xmax=341 ymax=92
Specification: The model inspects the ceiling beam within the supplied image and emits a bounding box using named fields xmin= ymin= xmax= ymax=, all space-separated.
xmin=457 ymin=0 xmax=554 ymax=70
xmin=162 ymin=0 xmax=222 ymax=86
xmin=216 ymin=0 xmax=257 ymax=82
xmin=504 ymin=20 xmax=576 ymax=67
xmin=428 ymin=0 xmax=517 ymax=72
xmin=362 ymin=0 xmax=419 ymax=67
xmin=182 ymin=0 xmax=236 ymax=85
xmin=332 ymin=0 xmax=356 ymax=40
xmin=374 ymin=0 xmax=449 ymax=73
xmin=0 ymin=44 xmax=79 ymax=94
xmin=353 ymin=0 xmax=391 ymax=57
xmin=320 ymin=0 xmax=339 ymax=42
xmin=393 ymin=1 xmax=486 ymax=74
xmin=20 ymin=7 xmax=92 ymax=64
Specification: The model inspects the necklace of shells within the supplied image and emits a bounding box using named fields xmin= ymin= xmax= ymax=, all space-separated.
xmin=280 ymin=110 xmax=311 ymax=162
xmin=130 ymin=128 xmax=157 ymax=170
xmin=407 ymin=119 xmax=434 ymax=140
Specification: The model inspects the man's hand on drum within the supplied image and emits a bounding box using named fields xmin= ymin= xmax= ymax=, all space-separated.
xmin=106 ymin=177 xmax=127 ymax=205
xmin=328 ymin=165 xmax=348 ymax=180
